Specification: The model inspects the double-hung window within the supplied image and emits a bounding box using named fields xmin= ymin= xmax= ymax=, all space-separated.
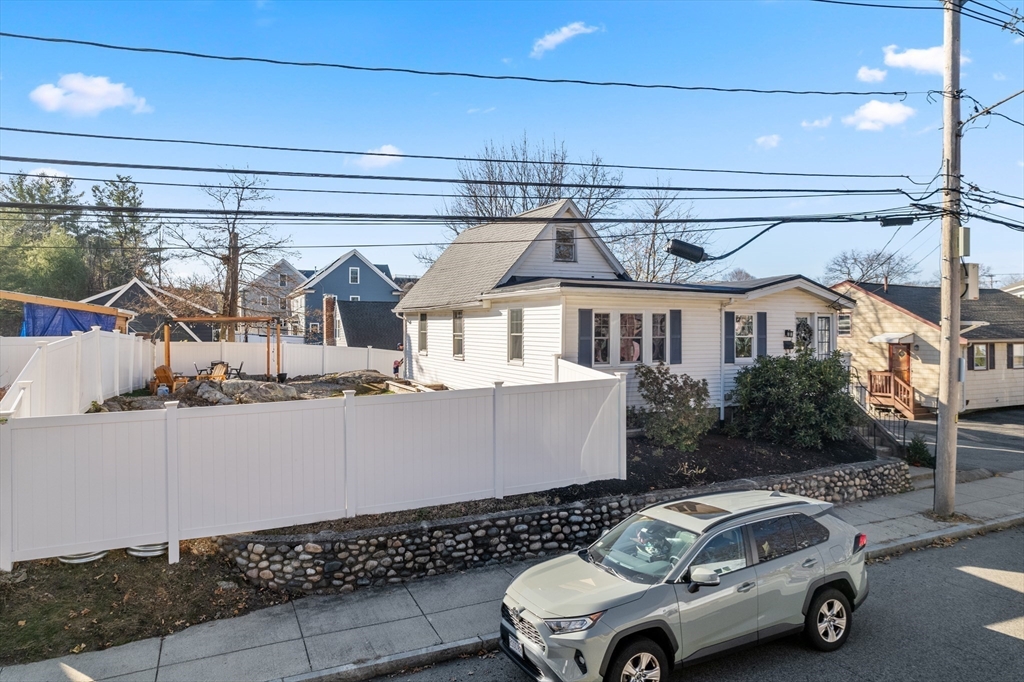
xmin=1013 ymin=343 xmax=1024 ymax=369
xmin=594 ymin=313 xmax=611 ymax=365
xmin=349 ymin=267 xmax=360 ymax=284
xmin=620 ymin=313 xmax=643 ymax=364
xmin=973 ymin=343 xmax=987 ymax=370
xmin=735 ymin=314 xmax=754 ymax=360
xmin=651 ymin=313 xmax=667 ymax=363
xmin=817 ymin=316 xmax=832 ymax=357
xmin=508 ymin=309 xmax=523 ymax=362
xmin=555 ymin=227 xmax=576 ymax=262
xmin=837 ymin=313 xmax=852 ymax=336
xmin=418 ymin=313 xmax=428 ymax=354
xmin=279 ymin=273 xmax=288 ymax=287
xmin=279 ymin=298 xmax=287 ymax=311
xmin=259 ymin=296 xmax=269 ymax=306
xmin=452 ymin=311 xmax=464 ymax=358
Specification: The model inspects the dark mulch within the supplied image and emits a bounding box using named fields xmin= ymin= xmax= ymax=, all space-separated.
xmin=268 ymin=433 xmax=874 ymax=535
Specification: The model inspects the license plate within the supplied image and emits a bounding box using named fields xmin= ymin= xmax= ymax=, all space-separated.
xmin=508 ymin=635 xmax=524 ymax=658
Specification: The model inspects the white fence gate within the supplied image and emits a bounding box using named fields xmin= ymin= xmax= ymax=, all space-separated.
xmin=0 ymin=371 xmax=626 ymax=571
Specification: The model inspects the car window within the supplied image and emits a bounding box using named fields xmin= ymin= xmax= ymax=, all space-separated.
xmin=791 ymin=513 xmax=830 ymax=549
xmin=749 ymin=516 xmax=799 ymax=563
xmin=689 ymin=528 xmax=747 ymax=577
xmin=589 ymin=514 xmax=698 ymax=585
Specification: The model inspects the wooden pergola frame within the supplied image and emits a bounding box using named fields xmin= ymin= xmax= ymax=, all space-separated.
xmin=0 ymin=290 xmax=135 ymax=333
xmin=162 ymin=316 xmax=283 ymax=378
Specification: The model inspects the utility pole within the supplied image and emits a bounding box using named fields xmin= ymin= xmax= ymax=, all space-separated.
xmin=935 ymin=0 xmax=962 ymax=517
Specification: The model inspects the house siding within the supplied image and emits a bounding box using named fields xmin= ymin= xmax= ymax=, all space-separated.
xmin=241 ymin=261 xmax=306 ymax=318
xmin=964 ymin=342 xmax=1024 ymax=410
xmin=511 ymin=223 xmax=619 ymax=280
xmin=405 ymin=299 xmax=562 ymax=389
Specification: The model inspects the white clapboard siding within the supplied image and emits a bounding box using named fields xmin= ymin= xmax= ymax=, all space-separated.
xmin=407 ymin=301 xmax=562 ymax=389
xmin=512 ymin=223 xmax=619 ymax=280
xmin=4 ymin=410 xmax=168 ymax=562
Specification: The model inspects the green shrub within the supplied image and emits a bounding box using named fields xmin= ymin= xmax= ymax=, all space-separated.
xmin=634 ymin=363 xmax=717 ymax=452
xmin=905 ymin=434 xmax=935 ymax=468
xmin=727 ymin=349 xmax=858 ymax=450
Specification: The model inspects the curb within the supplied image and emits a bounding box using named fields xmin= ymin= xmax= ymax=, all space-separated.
xmin=282 ymin=633 xmax=501 ymax=682
xmin=866 ymin=512 xmax=1024 ymax=559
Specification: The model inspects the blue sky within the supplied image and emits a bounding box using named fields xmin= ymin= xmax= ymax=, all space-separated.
xmin=1 ymin=0 xmax=1021 ymax=282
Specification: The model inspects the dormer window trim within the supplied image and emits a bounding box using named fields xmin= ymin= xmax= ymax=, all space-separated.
xmin=554 ymin=226 xmax=576 ymax=263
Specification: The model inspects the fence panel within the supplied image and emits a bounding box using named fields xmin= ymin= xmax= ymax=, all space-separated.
xmin=175 ymin=398 xmax=347 ymax=538
xmin=4 ymin=411 xmax=168 ymax=562
xmin=349 ymin=389 xmax=495 ymax=515
xmin=99 ymin=333 xmax=117 ymax=398
xmin=556 ymin=358 xmax=614 ymax=383
xmin=500 ymin=379 xmax=622 ymax=496
xmin=0 ymin=337 xmax=49 ymax=386
xmin=284 ymin=344 xmax=324 ymax=377
xmin=367 ymin=348 xmax=404 ymax=375
xmin=42 ymin=337 xmax=79 ymax=416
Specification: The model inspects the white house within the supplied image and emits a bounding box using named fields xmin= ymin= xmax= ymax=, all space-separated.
xmin=394 ymin=199 xmax=855 ymax=415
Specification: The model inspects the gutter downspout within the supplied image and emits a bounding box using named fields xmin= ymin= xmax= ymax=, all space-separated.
xmin=719 ymin=297 xmax=735 ymax=422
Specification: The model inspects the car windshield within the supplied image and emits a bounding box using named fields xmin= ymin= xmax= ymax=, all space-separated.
xmin=589 ymin=514 xmax=698 ymax=584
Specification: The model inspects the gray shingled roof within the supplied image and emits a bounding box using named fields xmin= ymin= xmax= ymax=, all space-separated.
xmin=395 ymin=200 xmax=571 ymax=312
xmin=336 ymin=301 xmax=403 ymax=350
xmin=852 ymin=281 xmax=1024 ymax=340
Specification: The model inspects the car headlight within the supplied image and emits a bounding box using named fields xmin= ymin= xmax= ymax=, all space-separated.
xmin=544 ymin=612 xmax=604 ymax=634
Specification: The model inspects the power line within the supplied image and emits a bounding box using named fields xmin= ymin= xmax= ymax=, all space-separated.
xmin=0 ymin=155 xmax=914 ymax=195
xmin=0 ymin=126 xmax=933 ymax=182
xmin=0 ymin=31 xmax=920 ymax=97
xmin=810 ymin=0 xmax=1024 ymax=35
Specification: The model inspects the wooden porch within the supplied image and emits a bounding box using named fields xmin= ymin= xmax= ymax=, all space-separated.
xmin=867 ymin=370 xmax=931 ymax=420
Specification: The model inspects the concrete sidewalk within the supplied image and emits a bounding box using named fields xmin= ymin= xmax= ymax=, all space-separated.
xmin=3 ymin=471 xmax=1022 ymax=682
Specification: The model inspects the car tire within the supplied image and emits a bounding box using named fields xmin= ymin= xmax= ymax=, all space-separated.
xmin=805 ymin=587 xmax=852 ymax=652
xmin=607 ymin=637 xmax=669 ymax=682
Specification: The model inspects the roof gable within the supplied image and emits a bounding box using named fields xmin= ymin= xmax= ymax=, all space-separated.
xmin=301 ymin=249 xmax=399 ymax=292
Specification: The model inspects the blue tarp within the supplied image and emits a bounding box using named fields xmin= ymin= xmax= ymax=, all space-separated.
xmin=20 ymin=303 xmax=116 ymax=336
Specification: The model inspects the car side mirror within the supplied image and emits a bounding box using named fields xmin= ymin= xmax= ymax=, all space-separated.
xmin=689 ymin=567 xmax=720 ymax=589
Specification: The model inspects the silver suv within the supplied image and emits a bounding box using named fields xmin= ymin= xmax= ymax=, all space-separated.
xmin=499 ymin=490 xmax=868 ymax=682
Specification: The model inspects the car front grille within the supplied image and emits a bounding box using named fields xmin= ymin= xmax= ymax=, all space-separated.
xmin=502 ymin=601 xmax=544 ymax=648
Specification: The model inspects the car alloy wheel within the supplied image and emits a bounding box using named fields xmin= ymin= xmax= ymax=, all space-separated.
xmin=610 ymin=638 xmax=668 ymax=682
xmin=817 ymin=599 xmax=847 ymax=643
xmin=621 ymin=651 xmax=661 ymax=682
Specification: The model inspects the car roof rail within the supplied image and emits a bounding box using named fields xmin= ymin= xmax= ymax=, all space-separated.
xmin=701 ymin=500 xmax=811 ymax=534
xmin=637 ymin=485 xmax=757 ymax=514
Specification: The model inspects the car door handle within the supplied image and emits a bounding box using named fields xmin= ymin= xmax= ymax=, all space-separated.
xmin=737 ymin=581 xmax=756 ymax=593
xmin=802 ymin=558 xmax=818 ymax=568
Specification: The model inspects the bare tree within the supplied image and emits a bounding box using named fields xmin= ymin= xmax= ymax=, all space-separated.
xmin=822 ymin=248 xmax=920 ymax=286
xmin=417 ymin=134 xmax=624 ymax=264
xmin=607 ymin=185 xmax=723 ymax=283
xmin=168 ymin=174 xmax=290 ymax=339
xmin=724 ymin=267 xmax=756 ymax=281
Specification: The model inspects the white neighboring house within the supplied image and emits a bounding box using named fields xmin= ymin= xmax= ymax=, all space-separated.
xmin=1003 ymin=280 xmax=1024 ymax=299
xmin=393 ymin=199 xmax=855 ymax=414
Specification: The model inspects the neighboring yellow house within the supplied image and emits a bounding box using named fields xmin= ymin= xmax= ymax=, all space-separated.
xmin=834 ymin=281 xmax=1024 ymax=418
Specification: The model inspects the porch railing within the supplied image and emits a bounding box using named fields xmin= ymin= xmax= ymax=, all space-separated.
xmin=867 ymin=370 xmax=915 ymax=419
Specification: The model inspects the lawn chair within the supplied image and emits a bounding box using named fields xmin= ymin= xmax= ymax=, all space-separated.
xmin=152 ymin=365 xmax=189 ymax=394
xmin=227 ymin=361 xmax=244 ymax=379
xmin=197 ymin=362 xmax=228 ymax=383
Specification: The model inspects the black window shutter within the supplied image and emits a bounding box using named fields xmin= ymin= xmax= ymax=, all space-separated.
xmin=669 ymin=310 xmax=682 ymax=365
xmin=988 ymin=343 xmax=996 ymax=370
xmin=967 ymin=344 xmax=974 ymax=370
xmin=578 ymin=309 xmax=593 ymax=367
xmin=724 ymin=311 xmax=735 ymax=364
xmin=1008 ymin=343 xmax=1015 ymax=369
xmin=756 ymin=312 xmax=768 ymax=358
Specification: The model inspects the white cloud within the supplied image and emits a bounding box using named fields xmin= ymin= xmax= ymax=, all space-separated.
xmin=28 ymin=167 xmax=69 ymax=179
xmin=801 ymin=115 xmax=832 ymax=129
xmin=501 ymin=57 xmax=513 ymax=65
xmin=842 ymin=100 xmax=916 ymax=131
xmin=1015 ymin=36 xmax=1023 ymax=44
xmin=755 ymin=134 xmax=781 ymax=149
xmin=857 ymin=66 xmax=887 ymax=82
xmin=993 ymin=72 xmax=1006 ymax=81
xmin=882 ymin=44 xmax=970 ymax=75
xmin=353 ymin=144 xmax=402 ymax=168
xmin=467 ymin=107 xmax=496 ymax=114
xmin=30 ymin=73 xmax=151 ymax=116
xmin=530 ymin=22 xmax=599 ymax=59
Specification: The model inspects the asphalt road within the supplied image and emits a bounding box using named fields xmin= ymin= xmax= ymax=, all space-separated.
xmin=905 ymin=407 xmax=1023 ymax=473
xmin=371 ymin=526 xmax=1024 ymax=682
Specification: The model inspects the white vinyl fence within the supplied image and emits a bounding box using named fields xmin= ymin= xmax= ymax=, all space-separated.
xmin=165 ymin=341 xmax=401 ymax=377
xmin=0 ymin=328 xmax=152 ymax=418
xmin=0 ymin=337 xmax=52 ymax=387
xmin=0 ymin=370 xmax=626 ymax=570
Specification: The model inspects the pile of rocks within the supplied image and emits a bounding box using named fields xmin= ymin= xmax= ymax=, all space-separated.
xmin=88 ymin=378 xmax=302 ymax=412
xmin=218 ymin=457 xmax=912 ymax=595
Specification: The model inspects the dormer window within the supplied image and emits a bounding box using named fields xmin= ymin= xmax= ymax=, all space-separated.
xmin=555 ymin=227 xmax=576 ymax=262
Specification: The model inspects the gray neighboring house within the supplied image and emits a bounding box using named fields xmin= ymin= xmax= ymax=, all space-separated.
xmin=82 ymin=277 xmax=219 ymax=341
xmin=289 ymin=249 xmax=401 ymax=343
xmin=240 ymin=259 xmax=315 ymax=335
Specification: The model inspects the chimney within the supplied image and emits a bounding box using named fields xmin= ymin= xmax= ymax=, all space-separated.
xmin=323 ymin=294 xmax=337 ymax=346
xmin=883 ymin=275 xmax=889 ymax=293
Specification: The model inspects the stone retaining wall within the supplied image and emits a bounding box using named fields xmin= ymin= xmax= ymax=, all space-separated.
xmin=217 ymin=458 xmax=910 ymax=594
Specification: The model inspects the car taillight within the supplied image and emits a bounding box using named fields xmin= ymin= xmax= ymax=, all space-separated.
xmin=853 ymin=533 xmax=867 ymax=553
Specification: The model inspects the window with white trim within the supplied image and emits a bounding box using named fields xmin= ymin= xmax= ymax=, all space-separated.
xmin=279 ymin=298 xmax=287 ymax=311
xmin=620 ymin=313 xmax=643 ymax=364
xmin=817 ymin=316 xmax=832 ymax=357
xmin=837 ymin=313 xmax=852 ymax=336
xmin=735 ymin=314 xmax=754 ymax=360
xmin=555 ymin=227 xmax=576 ymax=262
xmin=453 ymin=311 xmax=464 ymax=358
xmin=1014 ymin=343 xmax=1024 ymax=369
xmin=259 ymin=295 xmax=269 ymax=306
xmin=309 ymin=322 xmax=320 ymax=334
xmin=594 ymin=313 xmax=610 ymax=365
xmin=418 ymin=313 xmax=428 ymax=354
xmin=651 ymin=313 xmax=667 ymax=363
xmin=349 ymin=267 xmax=360 ymax=284
xmin=279 ymin=273 xmax=287 ymax=287
xmin=508 ymin=308 xmax=523 ymax=362
xmin=973 ymin=344 xmax=987 ymax=370
xmin=350 ymin=296 xmax=360 ymax=301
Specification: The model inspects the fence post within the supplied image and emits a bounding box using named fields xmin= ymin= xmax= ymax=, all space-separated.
xmin=72 ymin=331 xmax=83 ymax=412
xmin=614 ymin=372 xmax=628 ymax=481
xmin=219 ymin=339 xmax=226 ymax=363
xmin=0 ymin=419 xmax=14 ymax=572
xmin=113 ymin=329 xmax=121 ymax=397
xmin=35 ymin=340 xmax=49 ymax=414
xmin=92 ymin=326 xmax=103 ymax=403
xmin=165 ymin=401 xmax=181 ymax=564
xmin=322 ymin=343 xmax=327 ymax=375
xmin=493 ymin=381 xmax=504 ymax=499
xmin=128 ymin=333 xmax=136 ymax=392
xmin=366 ymin=346 xmax=372 ymax=370
xmin=342 ymin=390 xmax=356 ymax=517
xmin=552 ymin=354 xmax=561 ymax=383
